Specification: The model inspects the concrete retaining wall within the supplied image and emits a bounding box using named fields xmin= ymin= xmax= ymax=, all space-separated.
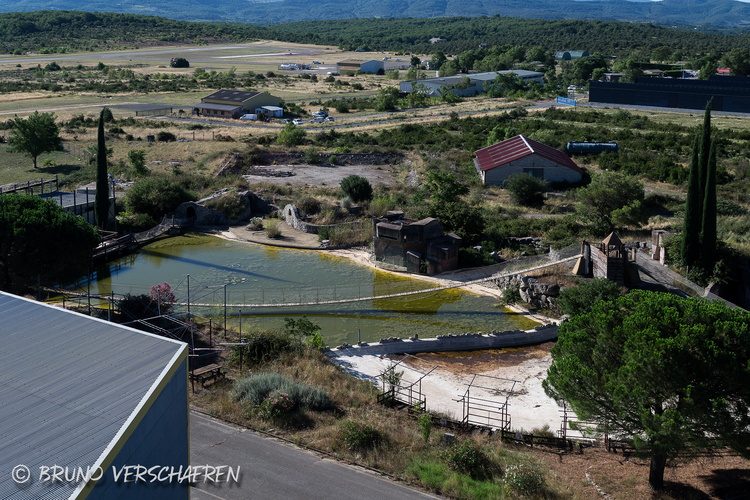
xmin=328 ymin=324 xmax=558 ymax=356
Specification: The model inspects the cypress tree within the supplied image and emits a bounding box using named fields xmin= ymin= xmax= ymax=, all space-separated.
xmin=697 ymin=100 xmax=713 ymax=211
xmin=94 ymin=108 xmax=109 ymax=230
xmin=681 ymin=132 xmax=702 ymax=268
xmin=701 ymin=139 xmax=717 ymax=272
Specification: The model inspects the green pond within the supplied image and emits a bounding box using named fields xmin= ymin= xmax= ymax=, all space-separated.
xmin=89 ymin=234 xmax=535 ymax=345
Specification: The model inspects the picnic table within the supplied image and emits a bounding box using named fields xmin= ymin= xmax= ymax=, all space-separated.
xmin=190 ymin=363 xmax=225 ymax=392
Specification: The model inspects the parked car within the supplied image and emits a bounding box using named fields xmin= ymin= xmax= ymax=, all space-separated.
xmin=239 ymin=113 xmax=258 ymax=121
xmin=312 ymin=61 xmax=322 ymax=64
xmin=280 ymin=118 xmax=291 ymax=124
xmin=310 ymin=117 xmax=325 ymax=123
xmin=312 ymin=110 xmax=328 ymax=118
xmin=292 ymin=118 xmax=304 ymax=125
xmin=325 ymin=116 xmax=335 ymax=122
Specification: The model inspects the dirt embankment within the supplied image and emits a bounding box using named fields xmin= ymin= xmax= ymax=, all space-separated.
xmin=216 ymin=151 xmax=403 ymax=187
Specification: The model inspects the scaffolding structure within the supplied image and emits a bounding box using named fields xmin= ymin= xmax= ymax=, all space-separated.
xmin=456 ymin=374 xmax=517 ymax=431
xmin=377 ymin=354 xmax=439 ymax=410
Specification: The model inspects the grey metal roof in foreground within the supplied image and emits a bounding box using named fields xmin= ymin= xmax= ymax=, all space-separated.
xmin=0 ymin=292 xmax=187 ymax=500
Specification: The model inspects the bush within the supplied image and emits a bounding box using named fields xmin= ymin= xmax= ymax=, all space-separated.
xmin=124 ymin=176 xmax=195 ymax=220
xmin=504 ymin=173 xmax=548 ymax=207
xmin=504 ymin=464 xmax=545 ymax=496
xmin=264 ymin=219 xmax=282 ymax=238
xmin=170 ymin=57 xmax=189 ymax=68
xmin=246 ymin=217 xmax=263 ymax=230
xmin=339 ymin=421 xmax=383 ymax=451
xmin=297 ymin=197 xmax=321 ymax=215
xmin=328 ymin=154 xmax=339 ymax=165
xmin=502 ymin=286 xmax=522 ymax=305
xmin=340 ymin=175 xmax=373 ymax=202
xmin=557 ymin=278 xmax=624 ymax=317
xmin=418 ymin=412 xmax=433 ymax=443
xmin=116 ymin=211 xmax=156 ymax=232
xmin=304 ymin=149 xmax=323 ymax=164
xmin=231 ymin=372 xmax=333 ymax=410
xmin=308 ymin=331 xmax=326 ymax=350
xmin=439 ymin=439 xmax=494 ymax=480
xmin=230 ymin=331 xmax=293 ymax=365
xmin=156 ymin=131 xmax=177 ymax=142
xmin=277 ymin=123 xmax=307 ymax=146
xmin=258 ymin=390 xmax=295 ymax=420
xmin=204 ymin=193 xmax=246 ymax=220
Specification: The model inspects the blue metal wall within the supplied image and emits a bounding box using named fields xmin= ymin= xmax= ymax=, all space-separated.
xmin=88 ymin=359 xmax=189 ymax=499
xmin=589 ymin=76 xmax=750 ymax=113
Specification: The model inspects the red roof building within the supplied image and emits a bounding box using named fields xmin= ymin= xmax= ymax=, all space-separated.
xmin=474 ymin=135 xmax=582 ymax=186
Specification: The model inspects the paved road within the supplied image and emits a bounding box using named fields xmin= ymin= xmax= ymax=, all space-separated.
xmin=189 ymin=411 xmax=439 ymax=500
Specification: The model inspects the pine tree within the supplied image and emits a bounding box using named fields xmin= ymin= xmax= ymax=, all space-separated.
xmin=94 ymin=108 xmax=110 ymax=230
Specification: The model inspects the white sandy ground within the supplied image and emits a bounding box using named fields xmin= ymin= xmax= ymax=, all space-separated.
xmin=322 ymin=249 xmax=578 ymax=434
xmin=213 ymin=231 xmax=575 ymax=435
xmin=331 ymin=353 xmax=570 ymax=435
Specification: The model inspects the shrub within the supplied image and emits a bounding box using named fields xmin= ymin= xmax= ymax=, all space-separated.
xmin=328 ymin=154 xmax=339 ymax=164
xmin=339 ymin=421 xmax=383 ymax=451
xmin=204 ymin=193 xmax=246 ymax=220
xmin=340 ymin=175 xmax=373 ymax=202
xmin=504 ymin=464 xmax=545 ymax=496
xmin=117 ymin=211 xmax=156 ymax=232
xmin=304 ymin=149 xmax=323 ymax=164
xmin=264 ymin=219 xmax=282 ymax=238
xmin=297 ymin=197 xmax=321 ymax=215
xmin=418 ymin=412 xmax=433 ymax=443
xmin=247 ymin=217 xmax=263 ymax=230
xmin=308 ymin=331 xmax=326 ymax=350
xmin=502 ymin=286 xmax=522 ymax=305
xmin=231 ymin=372 xmax=332 ymax=411
xmin=118 ymin=293 xmax=158 ymax=320
xmin=504 ymin=173 xmax=548 ymax=207
xmin=258 ymin=390 xmax=295 ymax=420
xmin=124 ymin=176 xmax=195 ymax=220
xmin=439 ymin=439 xmax=494 ymax=480
xmin=149 ymin=282 xmax=176 ymax=313
xmin=156 ymin=131 xmax=177 ymax=142
xmin=170 ymin=57 xmax=189 ymax=68
xmin=277 ymin=123 xmax=307 ymax=146
xmin=557 ymin=278 xmax=624 ymax=317
xmin=230 ymin=331 xmax=293 ymax=365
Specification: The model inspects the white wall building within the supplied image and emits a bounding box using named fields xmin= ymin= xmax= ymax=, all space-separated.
xmin=474 ymin=135 xmax=583 ymax=186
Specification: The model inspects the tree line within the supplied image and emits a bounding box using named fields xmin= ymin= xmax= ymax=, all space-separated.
xmin=3 ymin=11 xmax=750 ymax=57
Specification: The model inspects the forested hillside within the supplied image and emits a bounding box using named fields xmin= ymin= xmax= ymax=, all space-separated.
xmin=3 ymin=0 xmax=750 ymax=27
xmin=3 ymin=11 xmax=750 ymax=56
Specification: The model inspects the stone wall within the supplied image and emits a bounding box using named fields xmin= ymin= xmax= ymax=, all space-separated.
xmin=329 ymin=324 xmax=559 ymax=356
xmin=489 ymin=274 xmax=560 ymax=311
xmin=282 ymin=204 xmax=361 ymax=236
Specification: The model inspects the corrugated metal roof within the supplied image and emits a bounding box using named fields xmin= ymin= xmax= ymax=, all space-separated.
xmin=474 ymin=135 xmax=582 ymax=173
xmin=466 ymin=70 xmax=544 ymax=82
xmin=202 ymin=88 xmax=260 ymax=102
xmin=0 ymin=293 xmax=186 ymax=500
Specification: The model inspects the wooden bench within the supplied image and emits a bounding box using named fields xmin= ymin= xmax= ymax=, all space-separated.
xmin=190 ymin=364 xmax=225 ymax=392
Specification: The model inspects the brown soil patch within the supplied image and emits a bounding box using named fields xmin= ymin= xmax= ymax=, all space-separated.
xmin=525 ymin=444 xmax=750 ymax=499
xmin=395 ymin=343 xmax=554 ymax=376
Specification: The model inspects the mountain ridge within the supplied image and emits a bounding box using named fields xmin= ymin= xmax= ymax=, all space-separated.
xmin=2 ymin=0 xmax=750 ymax=27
